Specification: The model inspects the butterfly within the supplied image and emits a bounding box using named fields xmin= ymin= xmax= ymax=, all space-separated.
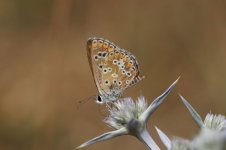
xmin=87 ymin=37 xmax=144 ymax=104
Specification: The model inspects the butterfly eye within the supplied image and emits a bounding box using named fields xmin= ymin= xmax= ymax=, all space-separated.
xmin=97 ymin=95 xmax=102 ymax=103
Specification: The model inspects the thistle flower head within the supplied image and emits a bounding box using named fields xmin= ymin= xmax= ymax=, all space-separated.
xmin=105 ymin=97 xmax=147 ymax=129
xmin=204 ymin=113 xmax=226 ymax=131
xmin=192 ymin=128 xmax=226 ymax=150
xmin=171 ymin=138 xmax=191 ymax=150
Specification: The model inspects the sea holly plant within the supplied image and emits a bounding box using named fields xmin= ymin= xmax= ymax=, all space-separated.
xmin=77 ymin=78 xmax=179 ymax=150
xmin=156 ymin=95 xmax=226 ymax=150
xmin=77 ymin=78 xmax=226 ymax=150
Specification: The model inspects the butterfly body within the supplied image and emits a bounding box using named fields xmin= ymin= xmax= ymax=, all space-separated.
xmin=87 ymin=37 xmax=144 ymax=104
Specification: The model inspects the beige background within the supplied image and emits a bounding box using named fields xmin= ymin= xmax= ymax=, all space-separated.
xmin=0 ymin=0 xmax=226 ymax=149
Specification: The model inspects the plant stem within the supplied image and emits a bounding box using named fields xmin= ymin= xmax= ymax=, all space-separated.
xmin=138 ymin=129 xmax=160 ymax=150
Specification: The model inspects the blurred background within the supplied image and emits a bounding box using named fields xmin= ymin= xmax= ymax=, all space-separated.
xmin=0 ymin=0 xmax=226 ymax=149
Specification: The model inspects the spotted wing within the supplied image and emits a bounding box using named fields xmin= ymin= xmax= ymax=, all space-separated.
xmin=87 ymin=37 xmax=144 ymax=99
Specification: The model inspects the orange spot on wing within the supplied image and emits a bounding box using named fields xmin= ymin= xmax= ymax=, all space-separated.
xmin=98 ymin=40 xmax=103 ymax=48
xmin=103 ymin=42 xmax=109 ymax=49
xmin=108 ymin=46 xmax=114 ymax=52
xmin=131 ymin=70 xmax=137 ymax=76
xmin=108 ymin=55 xmax=114 ymax=61
xmin=119 ymin=53 xmax=125 ymax=59
xmin=114 ymin=52 xmax=120 ymax=59
xmin=92 ymin=43 xmax=97 ymax=48
xmin=126 ymin=62 xmax=132 ymax=68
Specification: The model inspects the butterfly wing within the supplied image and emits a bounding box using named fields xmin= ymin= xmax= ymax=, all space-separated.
xmin=87 ymin=37 xmax=144 ymax=101
xmin=87 ymin=38 xmax=105 ymax=95
xmin=103 ymin=45 xmax=145 ymax=91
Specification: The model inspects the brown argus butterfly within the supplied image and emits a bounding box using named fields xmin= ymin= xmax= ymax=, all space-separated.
xmin=87 ymin=37 xmax=144 ymax=104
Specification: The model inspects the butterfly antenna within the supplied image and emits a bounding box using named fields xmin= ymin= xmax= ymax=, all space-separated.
xmin=76 ymin=95 xmax=95 ymax=110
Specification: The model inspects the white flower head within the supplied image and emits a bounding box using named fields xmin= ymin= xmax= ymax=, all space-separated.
xmin=191 ymin=128 xmax=226 ymax=150
xmin=204 ymin=113 xmax=226 ymax=131
xmin=171 ymin=138 xmax=191 ymax=150
xmin=104 ymin=96 xmax=147 ymax=129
